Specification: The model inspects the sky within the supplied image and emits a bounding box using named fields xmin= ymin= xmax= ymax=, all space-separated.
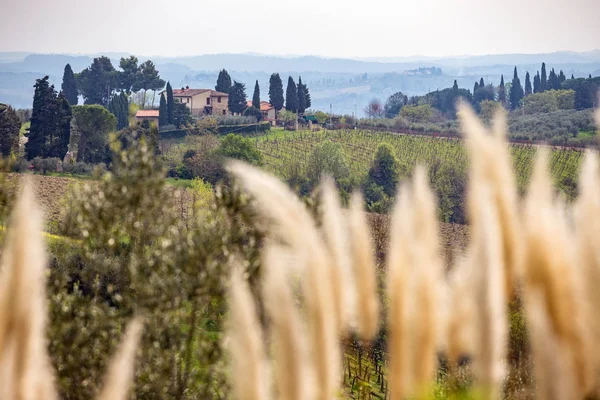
xmin=1 ymin=0 xmax=599 ymax=59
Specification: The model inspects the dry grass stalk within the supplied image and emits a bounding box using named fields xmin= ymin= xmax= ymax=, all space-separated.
xmin=523 ymin=150 xmax=593 ymax=398
xmin=468 ymin=182 xmax=507 ymax=399
xmin=446 ymin=252 xmax=475 ymax=365
xmin=262 ymin=245 xmax=310 ymax=400
xmin=227 ymin=162 xmax=340 ymax=400
xmin=96 ymin=318 xmax=144 ymax=400
xmin=321 ymin=177 xmax=353 ymax=335
xmin=387 ymin=167 xmax=443 ymax=399
xmin=349 ymin=191 xmax=379 ymax=342
xmin=0 ymin=181 xmax=57 ymax=400
xmin=227 ymin=267 xmax=269 ymax=400
xmin=457 ymin=102 xmax=522 ymax=299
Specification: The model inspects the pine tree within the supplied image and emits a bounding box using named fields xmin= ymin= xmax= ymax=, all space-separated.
xmin=285 ymin=76 xmax=298 ymax=113
xmin=479 ymin=77 xmax=485 ymax=88
xmin=215 ymin=69 xmax=232 ymax=93
xmin=228 ymin=81 xmax=247 ymax=114
xmin=524 ymin=72 xmax=532 ymax=96
xmin=297 ymin=76 xmax=307 ymax=114
xmin=541 ymin=62 xmax=547 ymax=92
xmin=559 ymin=70 xmax=566 ymax=84
xmin=533 ymin=72 xmax=541 ymax=93
xmin=61 ymin=64 xmax=78 ymax=106
xmin=252 ymin=80 xmax=260 ymax=109
xmin=159 ymin=93 xmax=168 ymax=127
xmin=498 ymin=75 xmax=506 ymax=104
xmin=268 ymin=73 xmax=284 ymax=112
xmin=166 ymin=82 xmax=174 ymax=125
xmin=76 ymin=56 xmax=117 ymax=106
xmin=509 ymin=66 xmax=524 ymax=110
xmin=0 ymin=104 xmax=21 ymax=157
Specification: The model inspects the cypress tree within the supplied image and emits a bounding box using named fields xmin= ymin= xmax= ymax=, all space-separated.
xmin=215 ymin=69 xmax=232 ymax=93
xmin=473 ymin=81 xmax=479 ymax=95
xmin=228 ymin=81 xmax=247 ymax=114
xmin=533 ymin=72 xmax=541 ymax=93
xmin=479 ymin=78 xmax=485 ymax=88
xmin=548 ymin=69 xmax=558 ymax=90
xmin=50 ymin=92 xmax=71 ymax=158
xmin=108 ymin=93 xmax=128 ymax=130
xmin=0 ymin=104 xmax=21 ymax=157
xmin=26 ymin=76 xmax=56 ymax=159
xmin=159 ymin=93 xmax=168 ymax=127
xmin=120 ymin=91 xmax=129 ymax=128
xmin=297 ymin=76 xmax=307 ymax=114
xmin=252 ymin=80 xmax=260 ymax=109
xmin=509 ymin=66 xmax=524 ymax=110
xmin=61 ymin=63 xmax=78 ymax=106
xmin=285 ymin=76 xmax=298 ymax=113
xmin=498 ymin=75 xmax=506 ymax=104
xmin=166 ymin=82 xmax=174 ymax=124
xmin=268 ymin=73 xmax=284 ymax=112
xmin=559 ymin=70 xmax=566 ymax=84
xmin=541 ymin=62 xmax=547 ymax=92
xmin=524 ymin=72 xmax=532 ymax=96
xmin=304 ymin=84 xmax=312 ymax=109
xmin=571 ymin=74 xmax=575 ymax=80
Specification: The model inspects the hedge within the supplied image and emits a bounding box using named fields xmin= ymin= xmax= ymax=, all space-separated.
xmin=217 ymin=122 xmax=270 ymax=136
xmin=159 ymin=129 xmax=188 ymax=139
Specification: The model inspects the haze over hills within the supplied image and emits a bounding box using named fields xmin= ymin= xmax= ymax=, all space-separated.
xmin=1 ymin=51 xmax=599 ymax=116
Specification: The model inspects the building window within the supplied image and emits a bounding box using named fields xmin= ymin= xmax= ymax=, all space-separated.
xmin=186 ymin=98 xmax=189 ymax=103
xmin=206 ymin=97 xmax=210 ymax=105
xmin=218 ymin=97 xmax=221 ymax=103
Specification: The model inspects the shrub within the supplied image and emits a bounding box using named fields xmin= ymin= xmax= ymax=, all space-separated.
xmin=243 ymin=107 xmax=263 ymax=122
xmin=399 ymin=104 xmax=434 ymax=123
xmin=31 ymin=157 xmax=61 ymax=174
xmin=217 ymin=134 xmax=263 ymax=166
xmin=306 ymin=141 xmax=349 ymax=186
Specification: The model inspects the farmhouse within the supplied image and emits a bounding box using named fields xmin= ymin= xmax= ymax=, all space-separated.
xmin=134 ymin=109 xmax=160 ymax=126
xmin=168 ymin=86 xmax=229 ymax=116
xmin=245 ymin=101 xmax=285 ymax=124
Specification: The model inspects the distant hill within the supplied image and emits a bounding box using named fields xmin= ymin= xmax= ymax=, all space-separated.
xmin=1 ymin=51 xmax=599 ymax=115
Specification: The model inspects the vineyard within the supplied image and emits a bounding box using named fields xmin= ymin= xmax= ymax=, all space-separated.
xmin=254 ymin=129 xmax=584 ymax=197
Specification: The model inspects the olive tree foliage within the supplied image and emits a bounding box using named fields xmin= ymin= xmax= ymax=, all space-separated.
xmin=51 ymin=135 xmax=265 ymax=399
xmin=306 ymin=140 xmax=349 ymax=185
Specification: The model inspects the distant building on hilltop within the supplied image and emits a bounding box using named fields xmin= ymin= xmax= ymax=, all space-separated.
xmin=162 ymin=86 xmax=229 ymax=116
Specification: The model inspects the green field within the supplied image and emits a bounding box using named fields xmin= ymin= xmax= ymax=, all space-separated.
xmin=254 ymin=129 xmax=584 ymax=197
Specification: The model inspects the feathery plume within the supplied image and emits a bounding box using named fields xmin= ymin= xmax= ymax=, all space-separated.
xmin=387 ymin=167 xmax=443 ymax=399
xmin=262 ymin=245 xmax=310 ymax=400
xmin=469 ymin=182 xmax=506 ymax=398
xmin=523 ymin=150 xmax=593 ymax=397
xmin=349 ymin=191 xmax=379 ymax=341
xmin=227 ymin=267 xmax=269 ymax=400
xmin=321 ymin=177 xmax=353 ymax=334
xmin=457 ymin=101 xmax=522 ymax=298
xmin=0 ymin=181 xmax=57 ymax=400
xmin=96 ymin=318 xmax=143 ymax=400
xmin=227 ymin=162 xmax=339 ymax=400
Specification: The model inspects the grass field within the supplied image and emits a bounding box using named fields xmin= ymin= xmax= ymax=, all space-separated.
xmin=254 ymin=129 xmax=584 ymax=197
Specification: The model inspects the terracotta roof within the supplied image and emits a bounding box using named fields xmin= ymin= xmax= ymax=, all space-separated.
xmin=246 ymin=101 xmax=274 ymax=112
xmin=135 ymin=110 xmax=160 ymax=118
xmin=171 ymin=88 xmax=229 ymax=97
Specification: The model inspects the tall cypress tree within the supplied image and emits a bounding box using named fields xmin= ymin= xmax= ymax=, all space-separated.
xmin=61 ymin=64 xmax=78 ymax=106
xmin=498 ymin=75 xmax=506 ymax=104
xmin=215 ymin=69 xmax=232 ymax=93
xmin=541 ymin=62 xmax=547 ymax=92
xmin=108 ymin=93 xmax=128 ymax=130
xmin=50 ymin=92 xmax=71 ymax=158
xmin=473 ymin=81 xmax=479 ymax=95
xmin=524 ymin=72 xmax=532 ymax=96
xmin=571 ymin=74 xmax=575 ymax=80
xmin=0 ymin=104 xmax=21 ymax=157
xmin=533 ymin=72 xmax=541 ymax=93
xmin=479 ymin=77 xmax=485 ymax=88
xmin=166 ymin=82 xmax=174 ymax=125
xmin=297 ymin=76 xmax=307 ymax=114
xmin=304 ymin=84 xmax=311 ymax=109
xmin=26 ymin=76 xmax=55 ymax=159
xmin=548 ymin=69 xmax=558 ymax=90
xmin=509 ymin=66 xmax=524 ymax=110
xmin=285 ymin=76 xmax=298 ymax=113
xmin=159 ymin=93 xmax=168 ymax=127
xmin=252 ymin=80 xmax=260 ymax=109
xmin=268 ymin=73 xmax=284 ymax=112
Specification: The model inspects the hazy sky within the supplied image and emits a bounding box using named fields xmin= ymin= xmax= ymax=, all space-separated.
xmin=1 ymin=0 xmax=599 ymax=58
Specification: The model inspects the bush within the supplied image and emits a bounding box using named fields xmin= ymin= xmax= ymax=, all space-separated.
xmin=243 ymin=107 xmax=263 ymax=122
xmin=399 ymin=104 xmax=435 ymax=123
xmin=31 ymin=157 xmax=61 ymax=174
xmin=306 ymin=141 xmax=349 ymax=186
xmin=216 ymin=134 xmax=263 ymax=166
